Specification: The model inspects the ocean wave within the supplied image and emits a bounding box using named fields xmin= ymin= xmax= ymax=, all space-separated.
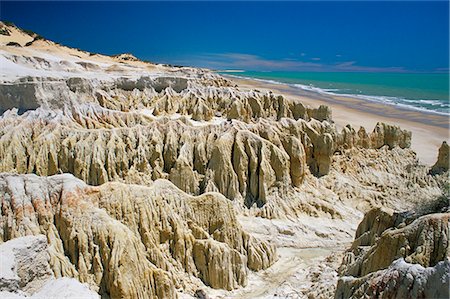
xmin=223 ymin=74 xmax=450 ymax=116
xmin=295 ymin=83 xmax=450 ymax=115
xmin=224 ymin=74 xmax=286 ymax=86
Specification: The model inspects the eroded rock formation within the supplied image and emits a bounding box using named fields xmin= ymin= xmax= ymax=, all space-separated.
xmin=335 ymin=258 xmax=450 ymax=299
xmin=0 ymin=173 xmax=276 ymax=297
xmin=0 ymin=105 xmax=412 ymax=217
xmin=336 ymin=203 xmax=450 ymax=299
xmin=430 ymin=141 xmax=449 ymax=175
xmin=0 ymin=235 xmax=99 ymax=299
xmin=0 ymin=24 xmax=413 ymax=220
xmin=339 ymin=210 xmax=449 ymax=277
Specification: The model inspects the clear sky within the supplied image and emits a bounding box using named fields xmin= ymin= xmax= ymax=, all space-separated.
xmin=1 ymin=1 xmax=448 ymax=72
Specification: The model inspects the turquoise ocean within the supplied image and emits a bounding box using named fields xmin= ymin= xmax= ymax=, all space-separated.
xmin=221 ymin=71 xmax=449 ymax=116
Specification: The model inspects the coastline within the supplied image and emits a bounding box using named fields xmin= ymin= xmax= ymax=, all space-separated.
xmin=227 ymin=75 xmax=449 ymax=166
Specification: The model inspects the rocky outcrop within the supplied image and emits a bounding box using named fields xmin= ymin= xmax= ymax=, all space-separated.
xmin=0 ymin=20 xmax=412 ymax=208
xmin=430 ymin=141 xmax=449 ymax=175
xmin=113 ymin=53 xmax=139 ymax=62
xmin=0 ymin=106 xmax=412 ymax=217
xmin=0 ymin=235 xmax=53 ymax=294
xmin=336 ymin=204 xmax=450 ymax=299
xmin=339 ymin=211 xmax=449 ymax=277
xmin=350 ymin=207 xmax=399 ymax=248
xmin=336 ymin=122 xmax=411 ymax=151
xmin=0 ymin=74 xmax=330 ymax=124
xmin=0 ymin=235 xmax=99 ymax=298
xmin=335 ymin=258 xmax=450 ymax=299
xmin=322 ymin=145 xmax=443 ymax=214
xmin=0 ymin=173 xmax=276 ymax=297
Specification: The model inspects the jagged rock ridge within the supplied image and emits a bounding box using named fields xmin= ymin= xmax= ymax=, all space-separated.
xmin=0 ymin=235 xmax=99 ymax=298
xmin=0 ymin=173 xmax=276 ymax=297
xmin=336 ymin=203 xmax=450 ymax=299
xmin=0 ymin=106 xmax=412 ymax=218
xmin=430 ymin=141 xmax=449 ymax=175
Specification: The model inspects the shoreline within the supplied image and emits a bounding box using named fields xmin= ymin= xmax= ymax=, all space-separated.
xmin=226 ymin=75 xmax=449 ymax=166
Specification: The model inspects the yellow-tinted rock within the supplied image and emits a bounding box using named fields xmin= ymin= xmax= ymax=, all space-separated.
xmin=0 ymin=105 xmax=412 ymax=218
xmin=0 ymin=173 xmax=276 ymax=296
xmin=340 ymin=210 xmax=449 ymax=277
xmin=430 ymin=141 xmax=449 ymax=175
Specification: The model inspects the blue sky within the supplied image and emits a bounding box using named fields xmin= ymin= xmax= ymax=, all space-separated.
xmin=1 ymin=1 xmax=448 ymax=72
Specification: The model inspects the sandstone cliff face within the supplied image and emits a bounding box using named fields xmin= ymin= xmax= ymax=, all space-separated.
xmin=321 ymin=146 xmax=442 ymax=213
xmin=336 ymin=204 xmax=450 ymax=299
xmin=430 ymin=141 xmax=449 ymax=175
xmin=335 ymin=259 xmax=450 ymax=299
xmin=0 ymin=173 xmax=276 ymax=297
xmin=0 ymin=235 xmax=99 ymax=299
xmin=339 ymin=211 xmax=449 ymax=277
xmin=0 ymin=235 xmax=53 ymax=295
xmin=0 ymin=105 xmax=412 ymax=218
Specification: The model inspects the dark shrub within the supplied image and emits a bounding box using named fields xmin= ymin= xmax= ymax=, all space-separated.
xmin=6 ymin=41 xmax=21 ymax=47
xmin=0 ymin=28 xmax=10 ymax=36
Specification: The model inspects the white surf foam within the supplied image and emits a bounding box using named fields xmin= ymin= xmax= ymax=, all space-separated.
xmin=224 ymin=74 xmax=449 ymax=116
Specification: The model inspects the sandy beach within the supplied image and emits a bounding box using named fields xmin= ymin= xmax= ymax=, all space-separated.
xmin=228 ymin=76 xmax=449 ymax=166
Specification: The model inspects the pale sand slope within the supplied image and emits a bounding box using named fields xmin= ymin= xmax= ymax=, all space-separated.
xmin=229 ymin=77 xmax=449 ymax=166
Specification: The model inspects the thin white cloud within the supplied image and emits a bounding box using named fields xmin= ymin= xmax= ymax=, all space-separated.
xmin=171 ymin=53 xmax=408 ymax=73
xmin=334 ymin=61 xmax=407 ymax=72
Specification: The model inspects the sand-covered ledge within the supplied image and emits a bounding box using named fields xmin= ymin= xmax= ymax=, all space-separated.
xmin=228 ymin=76 xmax=449 ymax=166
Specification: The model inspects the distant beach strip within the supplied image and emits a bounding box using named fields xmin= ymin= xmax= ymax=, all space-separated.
xmin=220 ymin=71 xmax=449 ymax=116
